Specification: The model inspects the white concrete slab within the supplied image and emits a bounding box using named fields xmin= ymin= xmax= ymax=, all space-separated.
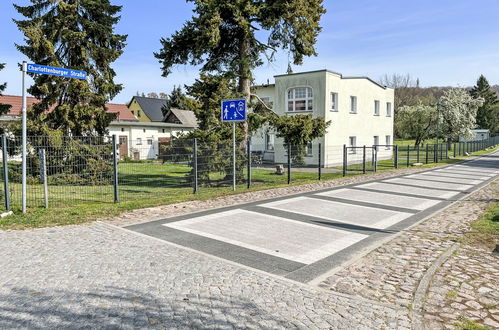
xmin=404 ymin=174 xmax=483 ymax=185
xmin=357 ymin=182 xmax=460 ymax=199
xmin=418 ymin=171 xmax=490 ymax=181
xmin=447 ymin=165 xmax=499 ymax=174
xmin=163 ymin=209 xmax=367 ymax=264
xmin=260 ymin=197 xmax=412 ymax=229
xmin=433 ymin=169 xmax=494 ymax=178
xmin=316 ymin=188 xmax=440 ymax=211
xmin=383 ymin=178 xmax=472 ymax=191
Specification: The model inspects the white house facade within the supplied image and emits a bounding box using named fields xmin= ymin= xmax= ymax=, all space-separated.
xmin=252 ymin=70 xmax=395 ymax=167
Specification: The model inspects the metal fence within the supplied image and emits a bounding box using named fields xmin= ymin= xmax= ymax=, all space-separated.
xmin=1 ymin=134 xmax=498 ymax=212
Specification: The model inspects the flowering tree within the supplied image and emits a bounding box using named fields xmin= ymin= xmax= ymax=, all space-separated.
xmin=437 ymin=88 xmax=483 ymax=142
xmin=395 ymin=104 xmax=436 ymax=146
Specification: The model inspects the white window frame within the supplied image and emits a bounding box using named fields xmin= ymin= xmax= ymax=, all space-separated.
xmin=374 ymin=100 xmax=380 ymax=116
xmin=264 ymin=133 xmax=275 ymax=152
xmin=136 ymin=138 xmax=142 ymax=145
xmin=286 ymin=87 xmax=314 ymax=112
xmin=350 ymin=96 xmax=357 ymax=114
xmin=349 ymin=136 xmax=356 ymax=153
xmin=385 ymin=135 xmax=391 ymax=149
xmin=306 ymin=142 xmax=313 ymax=157
xmin=330 ymin=92 xmax=338 ymax=112
xmin=386 ymin=102 xmax=392 ymax=117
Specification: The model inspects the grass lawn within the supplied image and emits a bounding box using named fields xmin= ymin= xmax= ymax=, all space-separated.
xmin=1 ymin=146 xmax=498 ymax=230
xmin=461 ymin=192 xmax=499 ymax=250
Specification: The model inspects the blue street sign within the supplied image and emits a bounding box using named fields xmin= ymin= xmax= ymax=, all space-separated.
xmin=27 ymin=63 xmax=87 ymax=80
xmin=221 ymin=99 xmax=247 ymax=122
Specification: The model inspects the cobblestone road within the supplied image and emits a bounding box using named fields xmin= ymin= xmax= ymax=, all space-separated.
xmin=0 ymin=222 xmax=410 ymax=329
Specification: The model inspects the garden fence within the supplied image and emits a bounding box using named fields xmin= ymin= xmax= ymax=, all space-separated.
xmin=1 ymin=134 xmax=498 ymax=212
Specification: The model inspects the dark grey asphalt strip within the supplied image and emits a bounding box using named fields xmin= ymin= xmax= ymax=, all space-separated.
xmin=379 ymin=180 xmax=466 ymax=192
xmin=244 ymin=205 xmax=390 ymax=236
xmin=306 ymin=194 xmax=420 ymax=214
xmin=127 ymin=222 xmax=305 ymax=276
xmin=348 ymin=186 xmax=449 ymax=201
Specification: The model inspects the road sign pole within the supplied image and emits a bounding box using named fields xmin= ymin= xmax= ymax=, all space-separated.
xmin=232 ymin=122 xmax=236 ymax=191
xmin=21 ymin=61 xmax=27 ymax=214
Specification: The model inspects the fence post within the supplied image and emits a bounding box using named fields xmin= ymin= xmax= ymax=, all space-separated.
xmin=247 ymin=138 xmax=251 ymax=188
xmin=39 ymin=148 xmax=48 ymax=209
xmin=394 ymin=145 xmax=399 ymax=169
xmin=406 ymin=145 xmax=410 ymax=167
xmin=362 ymin=145 xmax=366 ymax=174
xmin=445 ymin=143 xmax=448 ymax=159
xmin=112 ymin=135 xmax=119 ymax=203
xmin=287 ymin=144 xmax=291 ymax=184
xmin=425 ymin=144 xmax=429 ymax=164
xmin=193 ymin=138 xmax=198 ymax=194
xmin=2 ymin=134 xmax=10 ymax=211
xmin=434 ymin=144 xmax=438 ymax=163
xmin=318 ymin=143 xmax=322 ymax=180
xmin=342 ymin=144 xmax=347 ymax=177
xmin=453 ymin=143 xmax=456 ymax=158
xmin=417 ymin=145 xmax=420 ymax=163
xmin=373 ymin=145 xmax=378 ymax=172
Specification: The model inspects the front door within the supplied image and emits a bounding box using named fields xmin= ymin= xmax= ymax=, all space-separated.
xmin=119 ymin=136 xmax=128 ymax=160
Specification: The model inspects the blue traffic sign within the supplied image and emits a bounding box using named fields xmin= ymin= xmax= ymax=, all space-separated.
xmin=27 ymin=63 xmax=87 ymax=80
xmin=221 ymin=99 xmax=247 ymax=122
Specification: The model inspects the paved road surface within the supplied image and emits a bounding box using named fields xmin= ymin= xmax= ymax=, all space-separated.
xmin=128 ymin=152 xmax=499 ymax=283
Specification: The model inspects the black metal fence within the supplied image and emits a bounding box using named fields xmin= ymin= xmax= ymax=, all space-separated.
xmin=1 ymin=134 xmax=498 ymax=212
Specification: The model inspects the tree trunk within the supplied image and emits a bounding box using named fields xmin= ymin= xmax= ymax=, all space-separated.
xmin=238 ymin=34 xmax=251 ymax=143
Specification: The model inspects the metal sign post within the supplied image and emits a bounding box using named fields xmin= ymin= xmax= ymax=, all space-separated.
xmin=20 ymin=62 xmax=87 ymax=213
xmin=221 ymin=99 xmax=247 ymax=191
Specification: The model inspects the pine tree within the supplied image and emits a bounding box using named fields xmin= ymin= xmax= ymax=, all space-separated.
xmin=470 ymin=75 xmax=499 ymax=129
xmin=155 ymin=0 xmax=326 ymax=139
xmin=162 ymin=85 xmax=200 ymax=117
xmin=14 ymin=0 xmax=127 ymax=136
xmin=0 ymin=63 xmax=12 ymax=116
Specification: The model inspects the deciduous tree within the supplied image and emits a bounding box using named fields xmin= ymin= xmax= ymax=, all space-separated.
xmin=395 ymin=104 xmax=436 ymax=146
xmin=437 ymin=88 xmax=483 ymax=142
xmin=14 ymin=0 xmax=127 ymax=136
xmin=0 ymin=63 xmax=12 ymax=116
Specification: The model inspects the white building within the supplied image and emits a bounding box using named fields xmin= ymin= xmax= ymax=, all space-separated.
xmin=252 ymin=70 xmax=395 ymax=167
xmin=459 ymin=129 xmax=490 ymax=142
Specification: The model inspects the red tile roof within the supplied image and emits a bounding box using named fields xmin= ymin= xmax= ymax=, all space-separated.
xmin=0 ymin=95 xmax=138 ymax=121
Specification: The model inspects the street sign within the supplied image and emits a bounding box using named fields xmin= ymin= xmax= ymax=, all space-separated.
xmin=27 ymin=63 xmax=87 ymax=80
xmin=221 ymin=99 xmax=247 ymax=122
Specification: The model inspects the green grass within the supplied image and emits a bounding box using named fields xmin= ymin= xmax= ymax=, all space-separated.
xmin=1 ymin=145 xmax=498 ymax=230
xmin=454 ymin=317 xmax=490 ymax=330
xmin=394 ymin=138 xmax=440 ymax=146
xmin=461 ymin=199 xmax=499 ymax=250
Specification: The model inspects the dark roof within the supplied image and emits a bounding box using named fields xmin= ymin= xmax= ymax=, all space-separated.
xmin=164 ymin=108 xmax=198 ymax=128
xmin=131 ymin=96 xmax=167 ymax=122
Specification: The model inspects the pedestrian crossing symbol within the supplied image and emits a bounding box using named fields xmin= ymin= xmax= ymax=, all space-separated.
xmin=221 ymin=99 xmax=247 ymax=122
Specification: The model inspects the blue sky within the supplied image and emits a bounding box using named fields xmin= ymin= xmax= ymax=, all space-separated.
xmin=1 ymin=0 xmax=498 ymax=103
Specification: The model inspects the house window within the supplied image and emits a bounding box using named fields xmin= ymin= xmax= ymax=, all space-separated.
xmin=143 ymin=129 xmax=146 ymax=133
xmin=306 ymin=142 xmax=313 ymax=156
xmin=162 ymin=129 xmax=165 ymax=133
xmin=374 ymin=100 xmax=380 ymax=116
xmin=349 ymin=136 xmax=356 ymax=153
xmin=385 ymin=135 xmax=391 ymax=149
xmin=136 ymin=138 xmax=142 ymax=145
xmin=264 ymin=133 xmax=275 ymax=151
xmin=386 ymin=102 xmax=392 ymax=117
xmin=330 ymin=92 xmax=338 ymax=111
xmin=374 ymin=136 xmax=379 ymax=146
xmin=121 ymin=127 xmax=124 ymax=132
xmin=147 ymin=139 xmax=153 ymax=145
xmin=138 ymin=110 xmax=141 ymax=117
xmin=287 ymin=87 xmax=313 ymax=112
xmin=350 ymin=96 xmax=357 ymax=113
